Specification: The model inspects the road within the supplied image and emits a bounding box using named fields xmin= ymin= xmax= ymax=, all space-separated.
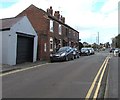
xmin=2 ymin=51 xmax=110 ymax=98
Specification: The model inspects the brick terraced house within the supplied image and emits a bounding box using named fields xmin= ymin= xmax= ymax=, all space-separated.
xmin=17 ymin=4 xmax=79 ymax=61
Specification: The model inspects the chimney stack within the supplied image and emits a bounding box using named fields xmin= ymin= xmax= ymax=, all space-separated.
xmin=60 ymin=15 xmax=65 ymax=23
xmin=62 ymin=17 xmax=65 ymax=23
xmin=54 ymin=11 xmax=60 ymax=20
xmin=60 ymin=15 xmax=63 ymax=21
xmin=47 ymin=6 xmax=53 ymax=15
xmin=47 ymin=7 xmax=65 ymax=23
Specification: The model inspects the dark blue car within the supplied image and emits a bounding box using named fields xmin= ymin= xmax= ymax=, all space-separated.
xmin=50 ymin=46 xmax=74 ymax=62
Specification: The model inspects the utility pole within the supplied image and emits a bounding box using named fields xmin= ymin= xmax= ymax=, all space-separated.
xmin=97 ymin=32 xmax=99 ymax=52
xmin=96 ymin=36 xmax=97 ymax=44
xmin=98 ymin=32 xmax=99 ymax=45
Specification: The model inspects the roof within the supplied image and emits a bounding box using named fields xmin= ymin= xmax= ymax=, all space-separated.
xmin=17 ymin=4 xmax=79 ymax=33
xmin=0 ymin=16 xmax=24 ymax=30
xmin=48 ymin=15 xmax=79 ymax=33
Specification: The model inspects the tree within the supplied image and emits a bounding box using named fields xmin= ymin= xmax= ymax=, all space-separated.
xmin=78 ymin=42 xmax=83 ymax=50
xmin=92 ymin=43 xmax=99 ymax=50
xmin=116 ymin=34 xmax=120 ymax=48
xmin=105 ymin=42 xmax=110 ymax=48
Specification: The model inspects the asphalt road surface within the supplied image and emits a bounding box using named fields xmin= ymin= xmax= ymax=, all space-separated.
xmin=2 ymin=51 xmax=110 ymax=98
xmin=107 ymin=56 xmax=119 ymax=98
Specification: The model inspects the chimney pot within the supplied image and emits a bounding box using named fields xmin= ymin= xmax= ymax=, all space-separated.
xmin=57 ymin=11 xmax=59 ymax=14
xmin=50 ymin=6 xmax=52 ymax=9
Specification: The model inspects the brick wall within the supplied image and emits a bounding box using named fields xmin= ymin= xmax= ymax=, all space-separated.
xmin=16 ymin=4 xmax=79 ymax=61
xmin=17 ymin=5 xmax=50 ymax=61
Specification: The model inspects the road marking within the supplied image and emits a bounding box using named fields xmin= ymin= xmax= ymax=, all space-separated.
xmin=93 ymin=57 xmax=110 ymax=99
xmin=0 ymin=63 xmax=49 ymax=77
xmin=85 ymin=56 xmax=109 ymax=99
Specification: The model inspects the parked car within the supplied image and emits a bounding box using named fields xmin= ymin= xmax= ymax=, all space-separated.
xmin=72 ymin=48 xmax=80 ymax=59
xmin=88 ymin=47 xmax=95 ymax=55
xmin=119 ymin=50 xmax=120 ymax=57
xmin=80 ymin=47 xmax=90 ymax=56
xmin=109 ymin=48 xmax=115 ymax=53
xmin=114 ymin=48 xmax=120 ymax=56
xmin=50 ymin=46 xmax=74 ymax=62
xmin=102 ymin=47 xmax=106 ymax=51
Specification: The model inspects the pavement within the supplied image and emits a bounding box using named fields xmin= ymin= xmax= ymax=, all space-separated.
xmin=0 ymin=60 xmax=48 ymax=73
xmin=104 ymin=54 xmax=119 ymax=99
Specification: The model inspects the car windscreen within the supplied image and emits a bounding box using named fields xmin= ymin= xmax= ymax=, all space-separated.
xmin=58 ymin=47 xmax=69 ymax=52
xmin=81 ymin=48 xmax=88 ymax=51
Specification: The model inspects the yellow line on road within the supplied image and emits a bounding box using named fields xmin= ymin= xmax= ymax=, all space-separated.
xmin=0 ymin=63 xmax=49 ymax=77
xmin=85 ymin=56 xmax=109 ymax=99
xmin=93 ymin=57 xmax=110 ymax=99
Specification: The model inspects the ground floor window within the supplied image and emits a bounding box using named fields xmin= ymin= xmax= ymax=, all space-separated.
xmin=59 ymin=39 xmax=62 ymax=47
xmin=69 ymin=41 xmax=71 ymax=46
xmin=50 ymin=37 xmax=53 ymax=52
xmin=44 ymin=43 xmax=47 ymax=52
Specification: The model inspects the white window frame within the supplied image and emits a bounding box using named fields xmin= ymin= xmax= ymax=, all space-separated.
xmin=59 ymin=24 xmax=62 ymax=35
xmin=44 ymin=43 xmax=47 ymax=52
xmin=74 ymin=31 xmax=76 ymax=37
xmin=59 ymin=39 xmax=62 ymax=47
xmin=50 ymin=20 xmax=53 ymax=32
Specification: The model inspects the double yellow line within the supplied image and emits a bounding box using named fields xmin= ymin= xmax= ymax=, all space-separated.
xmin=85 ymin=56 xmax=110 ymax=99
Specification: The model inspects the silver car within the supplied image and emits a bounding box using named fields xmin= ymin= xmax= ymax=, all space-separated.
xmin=88 ymin=48 xmax=95 ymax=55
xmin=80 ymin=48 xmax=90 ymax=56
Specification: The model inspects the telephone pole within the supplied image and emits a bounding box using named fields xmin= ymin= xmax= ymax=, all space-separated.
xmin=98 ymin=32 xmax=99 ymax=45
xmin=97 ymin=32 xmax=100 ymax=52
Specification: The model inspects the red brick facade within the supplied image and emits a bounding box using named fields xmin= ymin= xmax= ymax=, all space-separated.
xmin=17 ymin=4 xmax=79 ymax=61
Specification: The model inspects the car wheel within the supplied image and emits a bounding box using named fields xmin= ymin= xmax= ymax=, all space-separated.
xmin=76 ymin=55 xmax=78 ymax=59
xmin=72 ymin=55 xmax=74 ymax=60
xmin=65 ymin=56 xmax=69 ymax=61
xmin=74 ymin=55 xmax=77 ymax=59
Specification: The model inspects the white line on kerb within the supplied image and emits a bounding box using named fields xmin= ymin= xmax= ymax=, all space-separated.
xmin=0 ymin=63 xmax=49 ymax=77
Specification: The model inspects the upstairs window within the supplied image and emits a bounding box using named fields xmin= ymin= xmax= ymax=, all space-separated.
xmin=74 ymin=31 xmax=76 ymax=37
xmin=59 ymin=24 xmax=62 ymax=35
xmin=66 ymin=28 xmax=69 ymax=36
xmin=50 ymin=20 xmax=53 ymax=32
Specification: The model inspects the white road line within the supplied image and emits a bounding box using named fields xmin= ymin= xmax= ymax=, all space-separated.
xmin=0 ymin=63 xmax=49 ymax=77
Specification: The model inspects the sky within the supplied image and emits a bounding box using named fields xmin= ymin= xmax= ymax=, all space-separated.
xmin=0 ymin=0 xmax=119 ymax=44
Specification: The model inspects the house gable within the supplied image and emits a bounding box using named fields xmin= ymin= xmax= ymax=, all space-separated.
xmin=16 ymin=4 xmax=49 ymax=35
xmin=1 ymin=16 xmax=38 ymax=65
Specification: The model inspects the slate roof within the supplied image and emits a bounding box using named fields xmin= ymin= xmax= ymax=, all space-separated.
xmin=0 ymin=16 xmax=24 ymax=30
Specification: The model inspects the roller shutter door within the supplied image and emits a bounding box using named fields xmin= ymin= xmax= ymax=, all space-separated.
xmin=16 ymin=35 xmax=33 ymax=64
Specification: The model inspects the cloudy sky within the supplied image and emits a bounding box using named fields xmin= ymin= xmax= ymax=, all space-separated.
xmin=0 ymin=0 xmax=119 ymax=44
